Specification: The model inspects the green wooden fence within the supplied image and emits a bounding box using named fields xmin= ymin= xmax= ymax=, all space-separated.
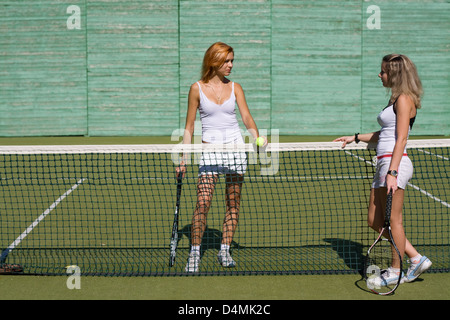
xmin=1 ymin=0 xmax=448 ymax=137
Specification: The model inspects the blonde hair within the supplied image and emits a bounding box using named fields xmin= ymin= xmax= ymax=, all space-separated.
xmin=201 ymin=42 xmax=234 ymax=83
xmin=382 ymin=54 xmax=423 ymax=109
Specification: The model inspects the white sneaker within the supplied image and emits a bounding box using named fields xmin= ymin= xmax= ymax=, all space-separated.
xmin=185 ymin=251 xmax=201 ymax=273
xmin=401 ymin=256 xmax=432 ymax=283
xmin=217 ymin=249 xmax=236 ymax=268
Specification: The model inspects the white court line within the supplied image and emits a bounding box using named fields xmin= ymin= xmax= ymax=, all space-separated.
xmin=413 ymin=149 xmax=449 ymax=207
xmin=417 ymin=148 xmax=450 ymax=161
xmin=407 ymin=183 xmax=450 ymax=208
xmin=1 ymin=179 xmax=85 ymax=259
xmin=247 ymin=175 xmax=370 ymax=181
xmin=344 ymin=150 xmax=449 ymax=208
xmin=344 ymin=150 xmax=374 ymax=166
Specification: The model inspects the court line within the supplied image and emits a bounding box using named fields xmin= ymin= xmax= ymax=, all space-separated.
xmin=407 ymin=183 xmax=450 ymax=208
xmin=0 ymin=178 xmax=85 ymax=263
xmin=417 ymin=148 xmax=449 ymax=161
xmin=247 ymin=175 xmax=370 ymax=181
xmin=344 ymin=150 xmax=449 ymax=209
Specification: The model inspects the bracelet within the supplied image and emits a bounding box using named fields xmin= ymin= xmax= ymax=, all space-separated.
xmin=355 ymin=133 xmax=360 ymax=144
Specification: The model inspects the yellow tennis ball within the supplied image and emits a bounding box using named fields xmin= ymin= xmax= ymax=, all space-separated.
xmin=256 ymin=137 xmax=265 ymax=147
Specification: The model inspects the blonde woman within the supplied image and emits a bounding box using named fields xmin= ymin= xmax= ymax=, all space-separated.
xmin=334 ymin=54 xmax=432 ymax=286
xmin=176 ymin=42 xmax=266 ymax=272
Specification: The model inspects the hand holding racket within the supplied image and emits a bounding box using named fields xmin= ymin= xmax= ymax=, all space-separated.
xmin=364 ymin=190 xmax=403 ymax=295
xmin=176 ymin=161 xmax=187 ymax=179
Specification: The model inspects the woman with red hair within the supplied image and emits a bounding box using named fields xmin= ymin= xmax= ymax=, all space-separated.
xmin=176 ymin=42 xmax=266 ymax=273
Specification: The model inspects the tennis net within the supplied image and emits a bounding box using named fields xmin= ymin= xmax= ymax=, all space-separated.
xmin=0 ymin=139 xmax=448 ymax=276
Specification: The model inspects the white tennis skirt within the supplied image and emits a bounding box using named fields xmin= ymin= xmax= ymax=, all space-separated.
xmin=372 ymin=154 xmax=413 ymax=189
xmin=198 ymin=137 xmax=247 ymax=176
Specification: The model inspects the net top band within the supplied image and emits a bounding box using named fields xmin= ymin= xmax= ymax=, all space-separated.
xmin=0 ymin=139 xmax=449 ymax=154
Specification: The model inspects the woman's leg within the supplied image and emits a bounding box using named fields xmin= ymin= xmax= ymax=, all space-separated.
xmin=367 ymin=188 xmax=384 ymax=233
xmin=191 ymin=174 xmax=218 ymax=246
xmin=367 ymin=187 xmax=417 ymax=269
xmin=389 ymin=188 xmax=406 ymax=269
xmin=221 ymin=174 xmax=243 ymax=246
xmin=185 ymin=174 xmax=218 ymax=272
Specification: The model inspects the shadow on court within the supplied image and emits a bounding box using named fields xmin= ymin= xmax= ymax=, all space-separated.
xmin=178 ymin=224 xmax=367 ymax=274
xmin=179 ymin=224 xmax=241 ymax=258
xmin=323 ymin=238 xmax=365 ymax=274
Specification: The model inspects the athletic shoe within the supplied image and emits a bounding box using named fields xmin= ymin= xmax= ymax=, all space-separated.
xmin=401 ymin=256 xmax=432 ymax=283
xmin=367 ymin=268 xmax=403 ymax=288
xmin=185 ymin=251 xmax=201 ymax=273
xmin=217 ymin=249 xmax=236 ymax=267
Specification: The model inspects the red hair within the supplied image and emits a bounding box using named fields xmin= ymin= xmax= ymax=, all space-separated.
xmin=201 ymin=42 xmax=234 ymax=83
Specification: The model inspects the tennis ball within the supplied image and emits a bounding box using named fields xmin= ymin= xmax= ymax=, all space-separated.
xmin=256 ymin=137 xmax=265 ymax=147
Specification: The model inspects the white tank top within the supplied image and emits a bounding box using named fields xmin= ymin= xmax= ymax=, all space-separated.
xmin=197 ymin=82 xmax=242 ymax=143
xmin=376 ymin=102 xmax=411 ymax=156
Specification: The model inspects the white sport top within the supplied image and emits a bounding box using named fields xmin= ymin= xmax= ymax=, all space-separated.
xmin=376 ymin=101 xmax=415 ymax=157
xmin=197 ymin=82 xmax=242 ymax=143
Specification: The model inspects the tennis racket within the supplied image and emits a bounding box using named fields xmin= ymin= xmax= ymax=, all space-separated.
xmin=364 ymin=190 xmax=402 ymax=295
xmin=169 ymin=175 xmax=183 ymax=267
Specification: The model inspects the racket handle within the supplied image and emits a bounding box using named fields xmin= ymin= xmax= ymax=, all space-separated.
xmin=385 ymin=190 xmax=393 ymax=221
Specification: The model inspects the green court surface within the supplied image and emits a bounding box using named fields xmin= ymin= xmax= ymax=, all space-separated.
xmin=0 ymin=135 xmax=446 ymax=146
xmin=0 ymin=273 xmax=448 ymax=300
xmin=0 ymin=136 xmax=448 ymax=301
